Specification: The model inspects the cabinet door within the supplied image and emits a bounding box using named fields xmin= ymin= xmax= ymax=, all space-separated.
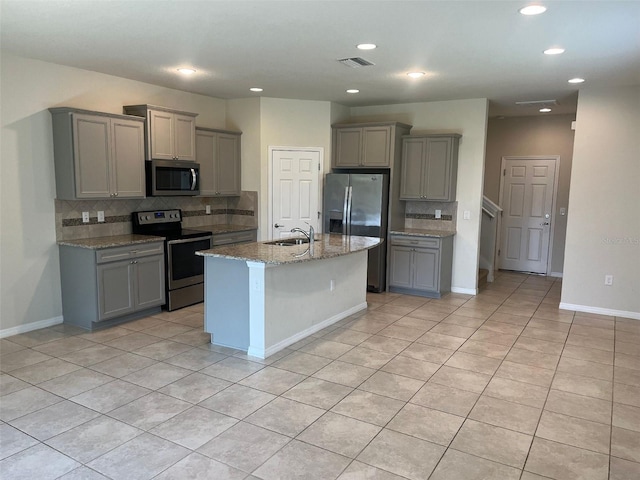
xmin=400 ymin=137 xmax=426 ymax=200
xmin=97 ymin=260 xmax=134 ymax=321
xmin=425 ymin=137 xmax=454 ymax=201
xmin=413 ymin=248 xmax=440 ymax=292
xmin=334 ymin=128 xmax=362 ymax=167
xmin=149 ymin=110 xmax=175 ymax=160
xmin=111 ymin=118 xmax=145 ymax=198
xmin=389 ymin=246 xmax=414 ymax=288
xmin=196 ymin=130 xmax=216 ymax=196
xmin=72 ymin=114 xmax=111 ymax=198
xmin=134 ymin=255 xmax=165 ymax=309
xmin=362 ymin=126 xmax=391 ymax=167
xmin=216 ymin=133 xmax=241 ymax=196
xmin=174 ymin=114 xmax=196 ymax=161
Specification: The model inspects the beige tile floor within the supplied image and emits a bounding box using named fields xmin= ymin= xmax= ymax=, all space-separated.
xmin=1 ymin=271 xmax=639 ymax=479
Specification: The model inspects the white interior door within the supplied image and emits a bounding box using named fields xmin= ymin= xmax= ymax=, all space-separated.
xmin=271 ymin=149 xmax=320 ymax=240
xmin=499 ymin=157 xmax=557 ymax=274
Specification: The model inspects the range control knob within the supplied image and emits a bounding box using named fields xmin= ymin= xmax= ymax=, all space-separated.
xmin=144 ymin=215 xmax=150 ymax=221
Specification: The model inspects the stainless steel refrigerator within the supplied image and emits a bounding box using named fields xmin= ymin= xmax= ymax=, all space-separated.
xmin=323 ymin=173 xmax=389 ymax=292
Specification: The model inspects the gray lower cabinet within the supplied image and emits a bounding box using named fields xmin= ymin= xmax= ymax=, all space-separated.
xmin=50 ymin=108 xmax=145 ymax=200
xmin=388 ymin=235 xmax=453 ymax=298
xmin=196 ymin=128 xmax=242 ymax=196
xmin=400 ymin=134 xmax=461 ymax=201
xmin=60 ymin=242 xmax=165 ymax=329
xmin=212 ymin=229 xmax=257 ymax=246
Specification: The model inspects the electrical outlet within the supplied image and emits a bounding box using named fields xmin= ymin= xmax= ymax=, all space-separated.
xmin=604 ymin=275 xmax=613 ymax=286
xmin=435 ymin=209 xmax=442 ymax=219
xmin=205 ymin=205 xmax=211 ymax=215
xmin=97 ymin=211 xmax=105 ymax=222
xmin=82 ymin=211 xmax=90 ymax=223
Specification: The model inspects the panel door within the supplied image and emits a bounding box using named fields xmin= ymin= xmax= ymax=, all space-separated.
xmin=271 ymin=149 xmax=320 ymax=239
xmin=361 ymin=126 xmax=391 ymax=167
xmin=413 ymin=248 xmax=439 ymax=292
xmin=500 ymin=158 xmax=556 ymax=274
xmin=424 ymin=136 xmax=453 ymax=201
xmin=149 ymin=110 xmax=175 ymax=160
xmin=134 ymin=255 xmax=165 ymax=309
xmin=334 ymin=128 xmax=362 ymax=167
xmin=72 ymin=113 xmax=111 ymax=198
xmin=389 ymin=246 xmax=413 ymax=288
xmin=216 ymin=133 xmax=241 ymax=196
xmin=400 ymin=137 xmax=426 ymax=200
xmin=196 ymin=130 xmax=216 ymax=196
xmin=97 ymin=260 xmax=134 ymax=321
xmin=174 ymin=113 xmax=196 ymax=161
xmin=111 ymin=118 xmax=145 ymax=198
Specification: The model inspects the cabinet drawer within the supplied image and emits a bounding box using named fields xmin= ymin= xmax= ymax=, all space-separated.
xmin=390 ymin=236 xmax=440 ymax=249
xmin=212 ymin=230 xmax=256 ymax=246
xmin=96 ymin=242 xmax=164 ymax=264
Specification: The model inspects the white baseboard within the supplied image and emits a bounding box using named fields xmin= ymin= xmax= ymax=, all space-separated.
xmin=550 ymin=272 xmax=563 ymax=278
xmin=0 ymin=316 xmax=64 ymax=339
xmin=559 ymin=303 xmax=640 ymax=321
xmin=451 ymin=287 xmax=478 ymax=295
xmin=247 ymin=302 xmax=368 ymax=359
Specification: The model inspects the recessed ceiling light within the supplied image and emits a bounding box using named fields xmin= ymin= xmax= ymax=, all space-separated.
xmin=544 ymin=47 xmax=565 ymax=55
xmin=519 ymin=5 xmax=547 ymax=15
xmin=539 ymin=108 xmax=552 ymax=113
xmin=346 ymin=89 xmax=360 ymax=94
xmin=407 ymin=71 xmax=426 ymax=78
xmin=249 ymin=87 xmax=263 ymax=92
xmin=177 ymin=68 xmax=196 ymax=75
xmin=568 ymin=77 xmax=585 ymax=84
xmin=357 ymin=43 xmax=377 ymax=50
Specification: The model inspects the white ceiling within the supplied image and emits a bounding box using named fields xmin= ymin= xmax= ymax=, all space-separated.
xmin=2 ymin=0 xmax=639 ymax=117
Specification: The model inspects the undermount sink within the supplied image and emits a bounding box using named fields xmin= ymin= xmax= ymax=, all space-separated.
xmin=265 ymin=238 xmax=310 ymax=246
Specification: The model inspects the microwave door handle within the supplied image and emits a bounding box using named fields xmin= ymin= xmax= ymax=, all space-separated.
xmin=190 ymin=168 xmax=197 ymax=191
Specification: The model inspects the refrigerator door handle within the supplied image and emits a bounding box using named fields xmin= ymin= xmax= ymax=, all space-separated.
xmin=342 ymin=186 xmax=349 ymax=235
xmin=346 ymin=186 xmax=353 ymax=236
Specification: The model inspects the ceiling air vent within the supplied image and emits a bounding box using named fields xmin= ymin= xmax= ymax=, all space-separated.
xmin=515 ymin=99 xmax=558 ymax=106
xmin=338 ymin=57 xmax=375 ymax=68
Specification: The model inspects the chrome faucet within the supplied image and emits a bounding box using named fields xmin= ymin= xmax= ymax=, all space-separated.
xmin=290 ymin=223 xmax=314 ymax=245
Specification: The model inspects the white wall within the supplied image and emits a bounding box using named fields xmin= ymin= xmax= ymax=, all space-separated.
xmin=0 ymin=53 xmax=227 ymax=334
xmin=226 ymin=97 xmax=261 ymax=193
xmin=350 ymin=99 xmax=489 ymax=294
xmin=561 ymin=85 xmax=640 ymax=318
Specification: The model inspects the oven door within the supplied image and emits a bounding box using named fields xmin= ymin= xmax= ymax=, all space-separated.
xmin=166 ymin=236 xmax=212 ymax=290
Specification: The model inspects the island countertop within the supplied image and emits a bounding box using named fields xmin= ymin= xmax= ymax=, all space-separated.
xmin=196 ymin=233 xmax=381 ymax=265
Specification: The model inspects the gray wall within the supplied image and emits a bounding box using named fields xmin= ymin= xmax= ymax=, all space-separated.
xmin=484 ymin=114 xmax=575 ymax=274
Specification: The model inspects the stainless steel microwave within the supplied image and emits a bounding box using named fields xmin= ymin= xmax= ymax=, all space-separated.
xmin=146 ymin=159 xmax=200 ymax=196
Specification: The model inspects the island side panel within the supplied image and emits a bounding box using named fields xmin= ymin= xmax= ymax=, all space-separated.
xmin=262 ymin=250 xmax=368 ymax=356
xmin=203 ymin=256 xmax=250 ymax=350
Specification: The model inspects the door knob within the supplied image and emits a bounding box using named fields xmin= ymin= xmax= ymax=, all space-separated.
xmin=274 ymin=223 xmax=284 ymax=228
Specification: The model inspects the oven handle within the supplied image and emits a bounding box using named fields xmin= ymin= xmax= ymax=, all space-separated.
xmin=167 ymin=235 xmax=213 ymax=246
xmin=190 ymin=169 xmax=197 ymax=191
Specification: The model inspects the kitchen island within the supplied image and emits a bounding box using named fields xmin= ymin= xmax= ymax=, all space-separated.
xmin=196 ymin=234 xmax=382 ymax=358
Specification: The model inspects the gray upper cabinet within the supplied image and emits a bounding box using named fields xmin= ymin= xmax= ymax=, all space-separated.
xmin=400 ymin=134 xmax=461 ymax=202
xmin=123 ymin=105 xmax=197 ymax=161
xmin=196 ymin=127 xmax=242 ymax=196
xmin=50 ymin=108 xmax=145 ymax=200
xmin=332 ymin=122 xmax=411 ymax=168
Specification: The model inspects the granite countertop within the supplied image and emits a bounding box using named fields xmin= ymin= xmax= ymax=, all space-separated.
xmin=57 ymin=234 xmax=165 ymax=249
xmin=197 ymin=233 xmax=382 ymax=265
xmin=203 ymin=224 xmax=258 ymax=234
xmin=390 ymin=228 xmax=456 ymax=238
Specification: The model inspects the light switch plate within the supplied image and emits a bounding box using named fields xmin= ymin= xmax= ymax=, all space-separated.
xmin=435 ymin=209 xmax=442 ymax=219
xmin=97 ymin=211 xmax=105 ymax=222
xmin=463 ymin=210 xmax=471 ymax=220
xmin=205 ymin=205 xmax=211 ymax=215
xmin=560 ymin=207 xmax=566 ymax=216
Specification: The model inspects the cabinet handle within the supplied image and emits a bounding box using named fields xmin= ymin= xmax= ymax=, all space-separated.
xmin=114 ymin=192 xmax=118 ymax=197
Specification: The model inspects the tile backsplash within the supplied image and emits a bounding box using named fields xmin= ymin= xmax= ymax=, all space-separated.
xmin=55 ymin=191 xmax=258 ymax=241
xmin=404 ymin=201 xmax=457 ymax=232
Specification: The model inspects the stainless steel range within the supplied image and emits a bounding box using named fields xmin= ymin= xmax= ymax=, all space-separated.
xmin=132 ymin=209 xmax=212 ymax=311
